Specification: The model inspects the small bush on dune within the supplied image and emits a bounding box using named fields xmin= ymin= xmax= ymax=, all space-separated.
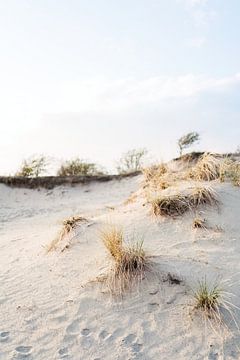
xmin=57 ymin=158 xmax=103 ymax=176
xmin=117 ymin=148 xmax=148 ymax=174
xmin=16 ymin=156 xmax=48 ymax=177
xmin=151 ymin=186 xmax=218 ymax=217
xmin=100 ymin=226 xmax=149 ymax=294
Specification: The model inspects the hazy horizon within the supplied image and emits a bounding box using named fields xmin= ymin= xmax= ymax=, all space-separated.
xmin=1 ymin=0 xmax=240 ymax=174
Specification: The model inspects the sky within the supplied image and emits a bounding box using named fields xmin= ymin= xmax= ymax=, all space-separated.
xmin=0 ymin=0 xmax=240 ymax=174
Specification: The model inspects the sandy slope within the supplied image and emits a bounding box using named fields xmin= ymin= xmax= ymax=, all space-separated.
xmin=0 ymin=175 xmax=240 ymax=360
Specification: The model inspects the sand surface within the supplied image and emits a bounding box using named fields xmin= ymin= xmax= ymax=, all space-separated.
xmin=1 ymin=175 xmax=240 ymax=359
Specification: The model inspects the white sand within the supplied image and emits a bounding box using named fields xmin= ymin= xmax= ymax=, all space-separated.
xmin=1 ymin=175 xmax=240 ymax=359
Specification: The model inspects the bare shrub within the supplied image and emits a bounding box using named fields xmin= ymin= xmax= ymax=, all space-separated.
xmin=57 ymin=158 xmax=103 ymax=176
xmin=117 ymin=148 xmax=148 ymax=174
xmin=16 ymin=156 xmax=48 ymax=177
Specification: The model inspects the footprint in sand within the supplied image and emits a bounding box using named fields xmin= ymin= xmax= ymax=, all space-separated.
xmin=0 ymin=297 xmax=7 ymax=305
xmin=147 ymin=302 xmax=159 ymax=312
xmin=99 ymin=330 xmax=109 ymax=340
xmin=81 ymin=328 xmax=90 ymax=336
xmin=0 ymin=331 xmax=10 ymax=342
xmin=121 ymin=334 xmax=143 ymax=354
xmin=121 ymin=334 xmax=137 ymax=346
xmin=80 ymin=328 xmax=93 ymax=349
xmin=15 ymin=346 xmax=32 ymax=358
xmin=208 ymin=350 xmax=219 ymax=360
xmin=66 ymin=319 xmax=80 ymax=335
xmin=131 ymin=342 xmax=143 ymax=353
xmin=58 ymin=347 xmax=68 ymax=358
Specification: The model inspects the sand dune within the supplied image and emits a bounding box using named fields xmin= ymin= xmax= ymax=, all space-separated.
xmin=1 ymin=171 xmax=240 ymax=359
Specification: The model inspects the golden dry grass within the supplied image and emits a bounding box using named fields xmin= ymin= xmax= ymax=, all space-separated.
xmin=100 ymin=225 xmax=149 ymax=294
xmin=188 ymin=153 xmax=240 ymax=185
xmin=124 ymin=192 xmax=138 ymax=205
xmin=142 ymin=163 xmax=171 ymax=190
xmin=192 ymin=217 xmax=207 ymax=229
xmin=47 ymin=215 xmax=87 ymax=252
xmin=143 ymin=163 xmax=168 ymax=182
xmin=151 ymin=194 xmax=190 ymax=216
xmin=151 ymin=186 xmax=218 ymax=217
xmin=226 ymin=162 xmax=240 ymax=186
xmin=100 ymin=226 xmax=124 ymax=261
xmin=190 ymin=186 xmax=219 ymax=207
xmin=188 ymin=153 xmax=222 ymax=181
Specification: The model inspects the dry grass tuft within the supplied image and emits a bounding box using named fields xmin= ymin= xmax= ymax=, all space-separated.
xmin=47 ymin=215 xmax=87 ymax=252
xmin=190 ymin=186 xmax=219 ymax=207
xmin=189 ymin=153 xmax=222 ymax=181
xmin=151 ymin=194 xmax=190 ymax=216
xmin=193 ymin=278 xmax=223 ymax=318
xmin=176 ymin=151 xmax=204 ymax=163
xmin=188 ymin=153 xmax=240 ymax=186
xmin=142 ymin=163 xmax=170 ymax=190
xmin=227 ymin=162 xmax=240 ymax=186
xmin=100 ymin=226 xmax=124 ymax=261
xmin=151 ymin=186 xmax=218 ymax=217
xmin=100 ymin=226 xmax=149 ymax=294
xmin=143 ymin=163 xmax=167 ymax=182
xmin=193 ymin=217 xmax=207 ymax=229
xmin=192 ymin=277 xmax=240 ymax=342
xmin=124 ymin=192 xmax=138 ymax=205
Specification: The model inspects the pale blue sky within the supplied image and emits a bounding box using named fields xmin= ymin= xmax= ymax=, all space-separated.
xmin=0 ymin=0 xmax=240 ymax=173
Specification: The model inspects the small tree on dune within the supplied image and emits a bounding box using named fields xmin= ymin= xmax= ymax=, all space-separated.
xmin=178 ymin=132 xmax=200 ymax=156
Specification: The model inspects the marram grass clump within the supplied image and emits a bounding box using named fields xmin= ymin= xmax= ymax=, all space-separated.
xmin=190 ymin=186 xmax=218 ymax=207
xmin=151 ymin=194 xmax=190 ymax=216
xmin=192 ymin=217 xmax=207 ymax=229
xmin=192 ymin=277 xmax=240 ymax=330
xmin=227 ymin=162 xmax=240 ymax=186
xmin=142 ymin=163 xmax=168 ymax=189
xmin=100 ymin=226 xmax=149 ymax=294
xmin=189 ymin=153 xmax=222 ymax=181
xmin=142 ymin=163 xmax=185 ymax=190
xmin=193 ymin=278 xmax=222 ymax=315
xmin=151 ymin=186 xmax=218 ymax=217
xmin=100 ymin=226 xmax=124 ymax=262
